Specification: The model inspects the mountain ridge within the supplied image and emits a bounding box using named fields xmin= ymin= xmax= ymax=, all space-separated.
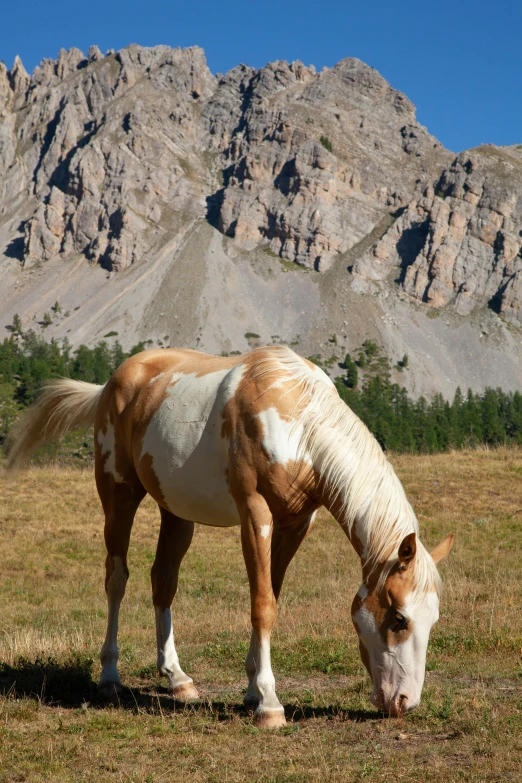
xmin=1 ymin=44 xmax=522 ymax=397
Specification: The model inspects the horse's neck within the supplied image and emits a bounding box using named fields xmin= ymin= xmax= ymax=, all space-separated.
xmin=323 ymin=493 xmax=372 ymax=562
xmin=317 ymin=460 xmax=415 ymax=571
xmin=296 ymin=390 xmax=416 ymax=569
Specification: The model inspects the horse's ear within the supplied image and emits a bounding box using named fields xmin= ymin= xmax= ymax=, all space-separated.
xmin=430 ymin=533 xmax=455 ymax=564
xmin=398 ymin=532 xmax=416 ymax=570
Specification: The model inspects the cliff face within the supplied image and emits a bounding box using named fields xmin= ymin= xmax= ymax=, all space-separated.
xmin=0 ymin=46 xmax=450 ymax=274
xmin=202 ymin=57 xmax=450 ymax=271
xmin=1 ymin=46 xmax=216 ymax=271
xmin=1 ymin=44 xmax=522 ymax=396
xmin=354 ymin=147 xmax=522 ymax=324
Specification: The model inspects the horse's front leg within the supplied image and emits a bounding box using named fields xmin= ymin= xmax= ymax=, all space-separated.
xmin=239 ymin=494 xmax=286 ymax=728
xmin=243 ymin=514 xmax=315 ymax=711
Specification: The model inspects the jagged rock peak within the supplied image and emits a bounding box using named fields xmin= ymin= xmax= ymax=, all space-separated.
xmin=56 ymin=47 xmax=87 ymax=79
xmin=7 ymin=54 xmax=29 ymax=93
xmin=88 ymin=45 xmax=104 ymax=63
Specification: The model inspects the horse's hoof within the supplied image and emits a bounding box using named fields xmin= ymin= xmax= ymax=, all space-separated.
xmin=254 ymin=708 xmax=286 ymax=729
xmin=171 ymin=682 xmax=199 ymax=701
xmin=98 ymin=680 xmax=122 ymax=699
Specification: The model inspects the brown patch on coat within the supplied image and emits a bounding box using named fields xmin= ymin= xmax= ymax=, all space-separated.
xmin=351 ymin=561 xmax=417 ymax=648
xmin=117 ymin=347 xmax=242 ymax=381
xmin=137 ymin=452 xmax=166 ymax=507
xmin=259 ymin=460 xmax=320 ymax=526
xmin=223 ymin=346 xmax=336 ymax=429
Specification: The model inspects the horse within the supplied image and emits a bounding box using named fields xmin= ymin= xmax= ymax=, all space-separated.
xmin=6 ymin=345 xmax=454 ymax=727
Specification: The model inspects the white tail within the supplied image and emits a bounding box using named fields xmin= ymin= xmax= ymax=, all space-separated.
xmin=6 ymin=379 xmax=104 ymax=471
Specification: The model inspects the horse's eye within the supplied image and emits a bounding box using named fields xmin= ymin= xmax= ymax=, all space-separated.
xmin=390 ymin=612 xmax=408 ymax=633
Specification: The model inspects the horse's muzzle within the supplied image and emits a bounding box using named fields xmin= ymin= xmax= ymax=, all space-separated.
xmin=371 ymin=689 xmax=419 ymax=717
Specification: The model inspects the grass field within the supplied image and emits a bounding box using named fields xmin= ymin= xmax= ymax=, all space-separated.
xmin=0 ymin=449 xmax=521 ymax=782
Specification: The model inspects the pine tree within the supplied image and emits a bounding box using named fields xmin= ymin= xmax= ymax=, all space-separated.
xmin=481 ymin=388 xmax=504 ymax=445
xmin=110 ymin=341 xmax=126 ymax=372
xmin=462 ymin=389 xmax=483 ymax=445
xmin=346 ymin=362 xmax=358 ymax=389
xmin=12 ymin=314 xmax=22 ymax=335
xmin=343 ymin=353 xmax=358 ymax=388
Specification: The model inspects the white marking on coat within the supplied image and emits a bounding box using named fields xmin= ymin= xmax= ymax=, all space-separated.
xmin=257 ymin=407 xmax=312 ymax=467
xmin=252 ymin=635 xmax=283 ymax=712
xmin=97 ymin=422 xmax=124 ymax=482
xmin=357 ymin=583 xmax=369 ymax=599
xmin=260 ymin=525 xmax=271 ymax=539
xmin=155 ymin=607 xmax=193 ymax=688
xmin=139 ymin=367 xmax=246 ymax=526
xmin=149 ymin=372 xmax=166 ymax=385
xmin=312 ymin=362 xmax=336 ymax=386
xmin=353 ymin=603 xmax=379 ymax=636
xmin=99 ymin=556 xmax=126 ymax=685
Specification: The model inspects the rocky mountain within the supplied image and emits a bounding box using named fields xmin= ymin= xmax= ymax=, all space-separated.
xmin=354 ymin=147 xmax=522 ymax=325
xmin=1 ymin=43 xmax=522 ymax=396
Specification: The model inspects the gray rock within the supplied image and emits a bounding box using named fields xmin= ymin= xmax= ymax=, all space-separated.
xmin=0 ymin=46 xmax=452 ymax=275
xmin=355 ymin=148 xmax=522 ymax=322
xmin=2 ymin=43 xmax=522 ymax=396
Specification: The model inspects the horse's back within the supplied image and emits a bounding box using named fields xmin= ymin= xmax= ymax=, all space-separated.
xmin=95 ymin=346 xmax=332 ymax=526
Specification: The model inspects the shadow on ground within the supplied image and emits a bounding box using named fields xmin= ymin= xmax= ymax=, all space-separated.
xmin=0 ymin=656 xmax=377 ymax=723
xmin=0 ymin=655 xmax=95 ymax=706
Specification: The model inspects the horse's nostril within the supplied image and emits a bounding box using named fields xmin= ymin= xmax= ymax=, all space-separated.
xmin=399 ymin=694 xmax=408 ymax=713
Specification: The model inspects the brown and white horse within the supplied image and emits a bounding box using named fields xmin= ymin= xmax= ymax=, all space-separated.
xmin=7 ymin=346 xmax=453 ymax=727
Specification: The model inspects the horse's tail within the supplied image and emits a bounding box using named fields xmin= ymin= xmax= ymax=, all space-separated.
xmin=5 ymin=379 xmax=105 ymax=471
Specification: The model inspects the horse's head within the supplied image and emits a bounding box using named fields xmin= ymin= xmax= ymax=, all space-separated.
xmin=351 ymin=532 xmax=454 ymax=717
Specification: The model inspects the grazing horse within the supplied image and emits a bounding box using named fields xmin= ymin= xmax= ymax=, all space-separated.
xmin=7 ymin=346 xmax=453 ymax=727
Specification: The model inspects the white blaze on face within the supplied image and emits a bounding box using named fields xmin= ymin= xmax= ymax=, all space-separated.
xmin=353 ymin=587 xmax=439 ymax=714
xmin=97 ymin=421 xmax=124 ymax=482
xmin=396 ymin=591 xmax=439 ymax=709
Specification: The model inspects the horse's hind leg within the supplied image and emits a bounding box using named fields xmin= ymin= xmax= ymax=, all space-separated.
xmin=151 ymin=506 xmax=198 ymax=700
xmin=97 ymin=479 xmax=146 ymax=695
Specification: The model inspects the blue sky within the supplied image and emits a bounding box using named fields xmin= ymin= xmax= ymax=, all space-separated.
xmin=1 ymin=0 xmax=520 ymax=153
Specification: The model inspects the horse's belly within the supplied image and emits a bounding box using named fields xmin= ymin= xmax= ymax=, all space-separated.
xmin=159 ymin=457 xmax=240 ymax=527
xmin=137 ymin=370 xmax=240 ymax=527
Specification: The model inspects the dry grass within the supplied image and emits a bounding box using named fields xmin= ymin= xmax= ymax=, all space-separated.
xmin=0 ymin=449 xmax=521 ymax=781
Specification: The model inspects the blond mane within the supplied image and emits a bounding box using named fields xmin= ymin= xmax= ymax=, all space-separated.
xmin=246 ymin=346 xmax=441 ymax=601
